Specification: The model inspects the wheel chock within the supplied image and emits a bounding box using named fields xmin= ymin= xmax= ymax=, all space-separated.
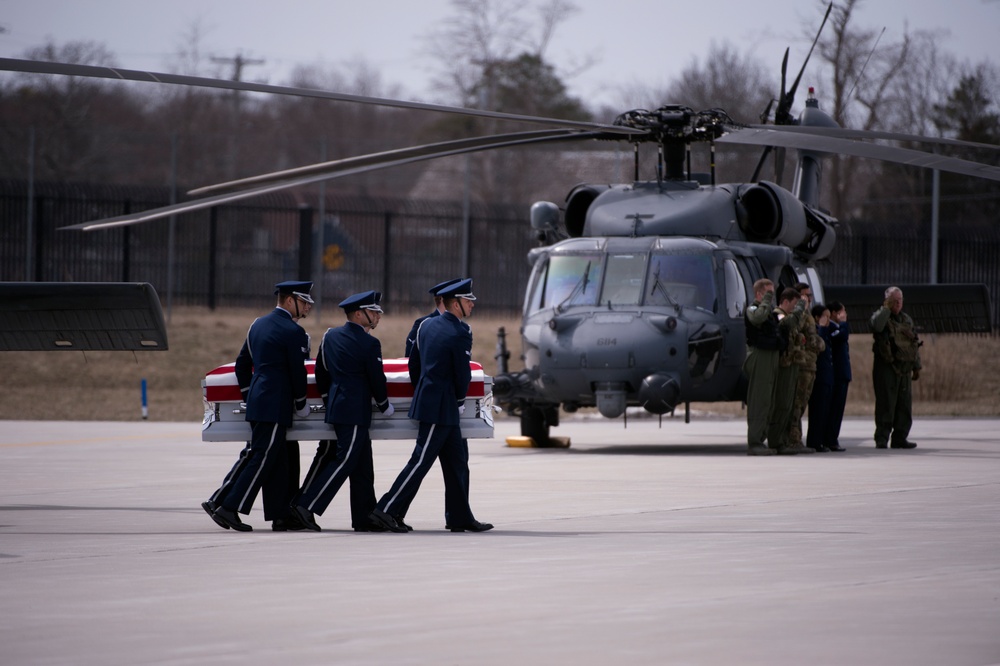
xmin=505 ymin=436 xmax=571 ymax=448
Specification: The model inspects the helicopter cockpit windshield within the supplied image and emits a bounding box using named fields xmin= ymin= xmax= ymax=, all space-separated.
xmin=645 ymin=253 xmax=716 ymax=312
xmin=526 ymin=241 xmax=718 ymax=314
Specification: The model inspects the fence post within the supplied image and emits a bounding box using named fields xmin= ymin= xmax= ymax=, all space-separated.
xmin=383 ymin=211 xmax=392 ymax=304
xmin=208 ymin=207 xmax=218 ymax=310
xmin=33 ymin=195 xmax=44 ymax=281
xmin=121 ymin=200 xmax=131 ymax=282
xmin=298 ymin=204 xmax=313 ymax=282
xmin=860 ymin=236 xmax=869 ymax=285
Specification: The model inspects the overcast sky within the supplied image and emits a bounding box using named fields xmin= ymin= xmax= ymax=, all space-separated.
xmin=1 ymin=0 xmax=998 ymax=109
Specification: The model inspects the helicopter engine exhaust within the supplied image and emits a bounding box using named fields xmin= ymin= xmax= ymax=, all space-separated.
xmin=638 ymin=372 xmax=680 ymax=415
xmin=737 ymin=181 xmax=807 ymax=248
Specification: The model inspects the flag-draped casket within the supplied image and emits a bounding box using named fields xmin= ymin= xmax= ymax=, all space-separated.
xmin=202 ymin=358 xmax=494 ymax=442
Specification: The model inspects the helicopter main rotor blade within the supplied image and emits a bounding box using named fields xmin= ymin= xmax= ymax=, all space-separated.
xmin=61 ymin=130 xmax=612 ymax=231
xmin=749 ymin=124 xmax=1000 ymax=153
xmin=188 ymin=129 xmax=619 ymax=196
xmin=0 ymin=57 xmax=639 ymax=135
xmin=720 ymin=128 xmax=1000 ymax=182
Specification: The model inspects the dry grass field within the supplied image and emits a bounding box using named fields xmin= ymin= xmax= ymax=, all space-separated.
xmin=2 ymin=306 xmax=998 ymax=423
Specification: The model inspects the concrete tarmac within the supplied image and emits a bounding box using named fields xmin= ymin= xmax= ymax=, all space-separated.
xmin=1 ymin=415 xmax=998 ymax=666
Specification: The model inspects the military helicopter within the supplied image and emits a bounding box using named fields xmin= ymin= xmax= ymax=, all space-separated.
xmin=2 ymin=5 xmax=999 ymax=443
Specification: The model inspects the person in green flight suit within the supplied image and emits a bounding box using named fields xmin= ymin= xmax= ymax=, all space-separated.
xmin=743 ymin=278 xmax=782 ymax=456
xmin=870 ymin=286 xmax=922 ymax=449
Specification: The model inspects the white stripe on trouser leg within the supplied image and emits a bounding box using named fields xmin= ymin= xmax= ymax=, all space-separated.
xmin=307 ymin=426 xmax=356 ymax=512
xmin=238 ymin=423 xmax=279 ymax=511
xmin=301 ymin=440 xmax=332 ymax=491
xmin=384 ymin=423 xmax=435 ymax=514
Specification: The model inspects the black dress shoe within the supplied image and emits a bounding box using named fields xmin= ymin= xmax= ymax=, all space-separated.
xmin=202 ymin=500 xmax=230 ymax=530
xmin=369 ymin=508 xmax=408 ymax=533
xmin=813 ymin=445 xmax=830 ymax=452
xmin=291 ymin=504 xmax=322 ymax=532
xmin=272 ymin=517 xmax=307 ymax=532
xmin=354 ymin=522 xmax=387 ymax=532
xmin=890 ymin=440 xmax=918 ymax=449
xmin=212 ymin=505 xmax=253 ymax=532
xmin=397 ymin=518 xmax=414 ymax=532
xmin=446 ymin=520 xmax=494 ymax=532
xmin=827 ymin=443 xmax=846 ymax=452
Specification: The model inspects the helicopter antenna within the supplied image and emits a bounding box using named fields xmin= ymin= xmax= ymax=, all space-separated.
xmin=844 ymin=27 xmax=886 ymax=103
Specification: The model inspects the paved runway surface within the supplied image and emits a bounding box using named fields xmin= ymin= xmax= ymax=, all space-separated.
xmin=2 ymin=415 xmax=999 ymax=665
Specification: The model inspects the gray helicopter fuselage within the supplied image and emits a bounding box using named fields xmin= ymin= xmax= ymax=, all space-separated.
xmin=508 ymin=176 xmax=826 ymax=419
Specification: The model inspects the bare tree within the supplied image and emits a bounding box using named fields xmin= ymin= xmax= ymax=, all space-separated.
xmin=811 ymin=0 xmax=939 ymax=218
xmin=420 ymin=0 xmax=595 ymax=205
xmin=0 ymin=40 xmax=151 ymax=183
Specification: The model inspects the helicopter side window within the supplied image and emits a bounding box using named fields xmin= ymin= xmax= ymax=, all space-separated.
xmin=599 ymin=254 xmax=646 ymax=305
xmin=644 ymin=253 xmax=717 ymax=311
xmin=525 ymin=260 xmax=548 ymax=315
xmin=539 ymin=254 xmax=604 ymax=310
xmin=723 ymin=259 xmax=747 ymax=318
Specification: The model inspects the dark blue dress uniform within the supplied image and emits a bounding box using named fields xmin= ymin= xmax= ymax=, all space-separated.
xmin=806 ymin=317 xmax=834 ymax=451
xmin=404 ymin=279 xmax=461 ymax=357
xmin=371 ymin=279 xmax=491 ymax=532
xmin=293 ymin=291 xmax=392 ymax=531
xmin=204 ymin=281 xmax=313 ymax=531
xmin=827 ymin=316 xmax=852 ymax=450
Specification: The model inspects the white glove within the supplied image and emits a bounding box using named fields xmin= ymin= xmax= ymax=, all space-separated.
xmin=457 ymin=403 xmax=466 ymax=416
xmin=295 ymin=404 xmax=310 ymax=419
xmin=383 ymin=402 xmax=395 ymax=417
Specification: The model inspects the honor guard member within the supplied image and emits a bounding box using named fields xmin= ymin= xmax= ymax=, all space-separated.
xmin=404 ymin=278 xmax=462 ymax=357
xmin=825 ymin=301 xmax=851 ymax=451
xmin=291 ymin=291 xmax=394 ymax=531
xmin=743 ymin=279 xmax=783 ymax=456
xmin=369 ymin=278 xmax=493 ymax=533
xmin=202 ymin=280 xmax=313 ymax=531
xmin=768 ymin=288 xmax=809 ymax=454
xmin=399 ymin=278 xmax=465 ymax=528
xmin=870 ymin=286 xmax=922 ymax=449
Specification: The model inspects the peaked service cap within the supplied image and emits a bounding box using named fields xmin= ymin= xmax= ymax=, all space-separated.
xmin=338 ymin=290 xmax=383 ymax=313
xmin=429 ymin=278 xmax=463 ymax=295
xmin=436 ymin=278 xmax=476 ymax=300
xmin=274 ymin=280 xmax=314 ymax=304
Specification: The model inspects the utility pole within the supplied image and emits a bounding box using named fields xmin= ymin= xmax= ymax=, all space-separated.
xmin=210 ymin=52 xmax=265 ymax=179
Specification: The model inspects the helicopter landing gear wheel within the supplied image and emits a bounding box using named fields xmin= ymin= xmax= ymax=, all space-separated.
xmin=517 ymin=404 xmax=565 ymax=447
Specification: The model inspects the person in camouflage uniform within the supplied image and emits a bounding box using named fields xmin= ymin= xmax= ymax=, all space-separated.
xmin=785 ymin=283 xmax=825 ymax=453
xmin=870 ymin=286 xmax=922 ymax=449
xmin=767 ymin=287 xmax=807 ymax=455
